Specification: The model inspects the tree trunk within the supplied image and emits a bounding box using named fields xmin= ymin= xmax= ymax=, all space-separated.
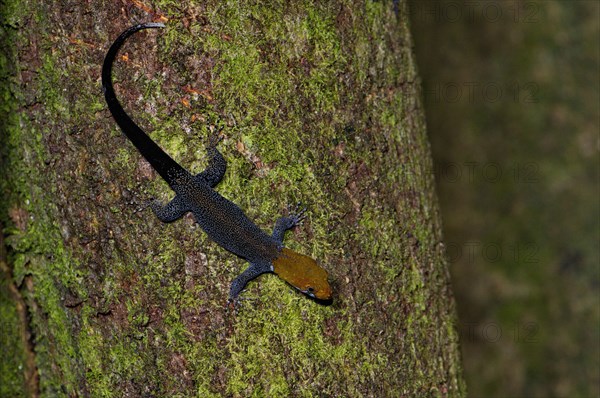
xmin=0 ymin=1 xmax=464 ymax=396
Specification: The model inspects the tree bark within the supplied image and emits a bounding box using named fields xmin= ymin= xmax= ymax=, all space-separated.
xmin=0 ymin=1 xmax=464 ymax=396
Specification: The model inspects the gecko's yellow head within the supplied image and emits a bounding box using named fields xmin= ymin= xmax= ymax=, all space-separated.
xmin=273 ymin=248 xmax=332 ymax=301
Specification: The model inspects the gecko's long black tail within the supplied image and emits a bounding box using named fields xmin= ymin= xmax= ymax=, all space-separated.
xmin=102 ymin=23 xmax=188 ymax=187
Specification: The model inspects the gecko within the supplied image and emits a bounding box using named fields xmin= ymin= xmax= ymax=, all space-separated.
xmin=101 ymin=23 xmax=332 ymax=305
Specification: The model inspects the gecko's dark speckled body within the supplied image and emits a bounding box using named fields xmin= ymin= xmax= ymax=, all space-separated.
xmin=101 ymin=23 xmax=332 ymax=304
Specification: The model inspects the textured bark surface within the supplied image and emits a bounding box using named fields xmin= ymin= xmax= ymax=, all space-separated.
xmin=1 ymin=1 xmax=464 ymax=396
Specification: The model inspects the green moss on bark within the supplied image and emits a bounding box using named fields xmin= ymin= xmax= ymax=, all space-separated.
xmin=0 ymin=262 xmax=28 ymax=397
xmin=1 ymin=0 xmax=463 ymax=396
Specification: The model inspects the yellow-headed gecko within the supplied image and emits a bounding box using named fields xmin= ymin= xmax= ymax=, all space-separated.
xmin=101 ymin=23 xmax=332 ymax=305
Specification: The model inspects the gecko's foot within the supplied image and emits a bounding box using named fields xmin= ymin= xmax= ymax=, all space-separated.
xmin=226 ymin=297 xmax=236 ymax=313
xmin=134 ymin=198 xmax=155 ymax=213
xmin=146 ymin=198 xmax=164 ymax=213
xmin=208 ymin=130 xmax=224 ymax=148
xmin=287 ymin=202 xmax=308 ymax=227
xmin=226 ymin=295 xmax=256 ymax=313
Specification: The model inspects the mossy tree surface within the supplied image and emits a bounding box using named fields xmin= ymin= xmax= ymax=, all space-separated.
xmin=0 ymin=1 xmax=463 ymax=396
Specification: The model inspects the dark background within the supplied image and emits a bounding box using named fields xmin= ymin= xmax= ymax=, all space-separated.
xmin=409 ymin=1 xmax=599 ymax=397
